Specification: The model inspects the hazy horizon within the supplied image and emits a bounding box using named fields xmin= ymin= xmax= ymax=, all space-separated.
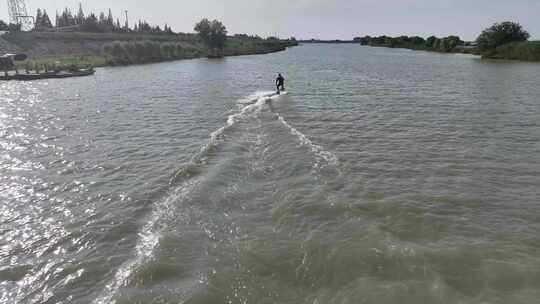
xmin=0 ymin=0 xmax=538 ymax=41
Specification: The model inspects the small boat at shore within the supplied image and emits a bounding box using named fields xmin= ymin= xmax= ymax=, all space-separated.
xmin=0 ymin=68 xmax=95 ymax=81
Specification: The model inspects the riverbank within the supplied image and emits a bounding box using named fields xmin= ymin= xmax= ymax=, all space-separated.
xmin=482 ymin=41 xmax=540 ymax=61
xmin=300 ymin=39 xmax=357 ymax=44
xmin=101 ymin=38 xmax=295 ymax=66
xmin=357 ymin=35 xmax=540 ymax=62
xmin=1 ymin=32 xmax=298 ymax=69
xmin=364 ymin=40 xmax=540 ymax=62
xmin=367 ymin=43 xmax=480 ymax=56
xmin=359 ymin=35 xmax=481 ymax=56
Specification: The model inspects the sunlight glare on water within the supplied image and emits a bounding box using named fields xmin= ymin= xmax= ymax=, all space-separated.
xmin=1 ymin=45 xmax=540 ymax=304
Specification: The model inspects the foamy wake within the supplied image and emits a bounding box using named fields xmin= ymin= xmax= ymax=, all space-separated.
xmin=93 ymin=91 xmax=280 ymax=303
xmin=276 ymin=114 xmax=339 ymax=171
xmin=242 ymin=92 xmax=339 ymax=170
xmin=92 ymin=180 xmax=199 ymax=304
xmin=94 ymin=90 xmax=337 ymax=303
xmin=202 ymin=91 xmax=280 ymax=159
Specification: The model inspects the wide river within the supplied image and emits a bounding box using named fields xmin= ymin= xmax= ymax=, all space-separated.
xmin=1 ymin=44 xmax=540 ymax=304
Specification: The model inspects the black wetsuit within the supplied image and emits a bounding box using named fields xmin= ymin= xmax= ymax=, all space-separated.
xmin=276 ymin=75 xmax=285 ymax=92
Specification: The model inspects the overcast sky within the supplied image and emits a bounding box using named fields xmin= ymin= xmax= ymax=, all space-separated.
xmin=1 ymin=0 xmax=538 ymax=40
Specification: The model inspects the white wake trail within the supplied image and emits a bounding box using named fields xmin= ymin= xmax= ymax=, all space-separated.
xmin=93 ymin=91 xmax=280 ymax=304
xmin=93 ymin=90 xmax=338 ymax=303
xmin=271 ymin=103 xmax=339 ymax=173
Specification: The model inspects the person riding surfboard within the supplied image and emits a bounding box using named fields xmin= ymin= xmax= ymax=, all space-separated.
xmin=276 ymin=73 xmax=285 ymax=94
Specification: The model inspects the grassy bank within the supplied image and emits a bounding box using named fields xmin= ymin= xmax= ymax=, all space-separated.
xmin=366 ymin=43 xmax=480 ymax=56
xmin=362 ymin=38 xmax=540 ymax=62
xmin=357 ymin=32 xmax=540 ymax=62
xmin=222 ymin=38 xmax=296 ymax=56
xmin=2 ymin=32 xmax=297 ymax=69
xmin=102 ymin=38 xmax=296 ymax=65
xmin=359 ymin=35 xmax=480 ymax=55
xmin=483 ymin=41 xmax=540 ymax=62
xmin=103 ymin=41 xmax=203 ymax=65
xmin=14 ymin=55 xmax=106 ymax=70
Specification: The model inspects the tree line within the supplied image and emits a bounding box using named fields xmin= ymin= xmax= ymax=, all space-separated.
xmin=356 ymin=22 xmax=532 ymax=56
xmin=355 ymin=35 xmax=465 ymax=52
xmin=31 ymin=4 xmax=173 ymax=34
xmin=0 ymin=20 xmax=21 ymax=32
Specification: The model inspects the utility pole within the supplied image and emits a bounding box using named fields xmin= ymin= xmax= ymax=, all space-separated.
xmin=124 ymin=10 xmax=129 ymax=32
xmin=7 ymin=0 xmax=34 ymax=31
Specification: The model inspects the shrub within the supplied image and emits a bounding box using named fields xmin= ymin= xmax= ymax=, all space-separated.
xmin=103 ymin=40 xmax=202 ymax=65
xmin=477 ymin=21 xmax=530 ymax=51
xmin=489 ymin=41 xmax=540 ymax=61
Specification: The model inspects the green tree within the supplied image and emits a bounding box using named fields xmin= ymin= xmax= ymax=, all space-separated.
xmin=33 ymin=8 xmax=52 ymax=30
xmin=107 ymin=9 xmax=114 ymax=27
xmin=58 ymin=8 xmax=76 ymax=27
xmin=41 ymin=10 xmax=53 ymax=29
xmin=164 ymin=24 xmax=174 ymax=34
xmin=476 ymin=21 xmax=530 ymax=51
xmin=439 ymin=38 xmax=451 ymax=52
xmin=76 ymin=4 xmax=85 ymax=25
xmin=384 ymin=36 xmax=396 ymax=47
xmin=209 ymin=20 xmax=227 ymax=49
xmin=359 ymin=36 xmax=371 ymax=45
xmin=399 ymin=35 xmax=411 ymax=43
xmin=445 ymin=35 xmax=462 ymax=50
xmin=194 ymin=18 xmax=212 ymax=43
xmin=195 ymin=19 xmax=228 ymax=51
xmin=99 ymin=12 xmax=106 ymax=26
xmin=425 ymin=36 xmax=437 ymax=48
xmin=0 ymin=19 xmax=8 ymax=31
xmin=433 ymin=38 xmax=441 ymax=50
xmin=152 ymin=25 xmax=162 ymax=34
xmin=410 ymin=36 xmax=425 ymax=45
xmin=81 ymin=13 xmax=99 ymax=32
xmin=9 ymin=23 xmax=21 ymax=32
xmin=35 ymin=8 xmax=43 ymax=29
